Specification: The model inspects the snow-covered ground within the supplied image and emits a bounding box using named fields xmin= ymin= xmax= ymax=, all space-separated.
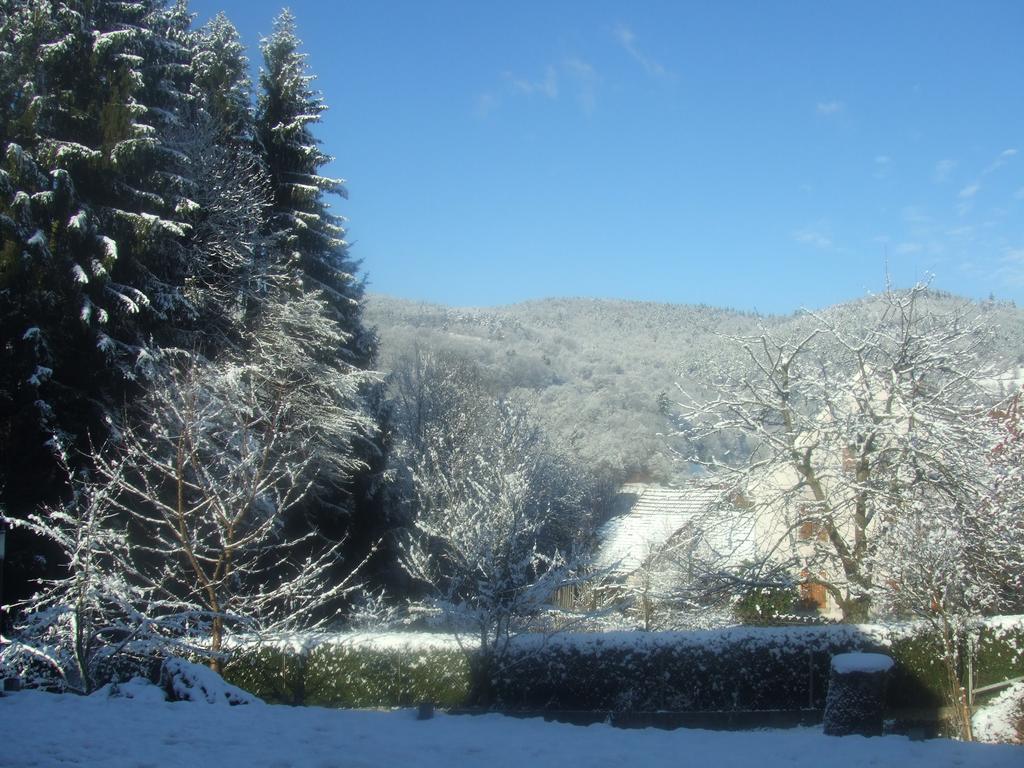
xmin=974 ymin=681 xmax=1024 ymax=744
xmin=2 ymin=684 xmax=1022 ymax=768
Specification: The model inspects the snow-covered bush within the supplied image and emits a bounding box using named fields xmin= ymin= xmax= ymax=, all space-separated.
xmin=490 ymin=621 xmax=1024 ymax=713
xmin=222 ymin=634 xmax=469 ymax=708
xmin=93 ymin=676 xmax=168 ymax=704
xmin=973 ymin=681 xmax=1024 ymax=744
xmin=732 ymin=584 xmax=799 ymax=625
xmin=0 ymin=464 xmax=182 ymax=694
xmin=161 ymin=657 xmax=262 ymax=706
xmin=213 ymin=620 xmax=1023 ymax=713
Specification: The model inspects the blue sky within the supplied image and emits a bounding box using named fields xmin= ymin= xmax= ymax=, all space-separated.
xmin=190 ymin=1 xmax=1024 ymax=314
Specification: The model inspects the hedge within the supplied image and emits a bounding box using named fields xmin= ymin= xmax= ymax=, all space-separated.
xmin=223 ymin=634 xmax=469 ymax=708
xmin=220 ymin=619 xmax=1024 ymax=712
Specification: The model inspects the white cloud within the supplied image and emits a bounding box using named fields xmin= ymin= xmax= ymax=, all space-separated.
xmin=958 ymin=182 xmax=981 ymax=199
xmin=563 ymin=57 xmax=599 ymax=113
xmin=932 ymin=158 xmax=956 ymax=184
xmin=945 ymin=225 xmax=974 ymax=238
xmin=983 ymin=147 xmax=1018 ymax=175
xmin=565 ymin=57 xmax=596 ymax=80
xmin=506 ymin=66 xmax=558 ymax=99
xmin=794 ymin=228 xmax=833 ymax=249
xmin=894 ymin=242 xmax=923 ymax=255
xmin=474 ymin=92 xmax=498 ymax=119
xmin=994 ymin=248 xmax=1024 ymax=286
xmin=494 ymin=59 xmax=599 ymax=114
xmin=613 ymin=23 xmax=668 ymax=78
xmin=902 ymin=206 xmax=931 ymax=224
xmin=816 ymin=100 xmax=845 ymax=115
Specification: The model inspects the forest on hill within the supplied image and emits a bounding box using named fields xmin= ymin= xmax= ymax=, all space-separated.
xmin=367 ymin=291 xmax=1024 ymax=484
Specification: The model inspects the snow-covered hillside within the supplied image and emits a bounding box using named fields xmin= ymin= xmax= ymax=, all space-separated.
xmin=366 ymin=292 xmax=1024 ymax=482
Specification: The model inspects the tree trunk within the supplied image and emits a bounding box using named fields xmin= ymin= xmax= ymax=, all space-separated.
xmin=938 ymin=618 xmax=973 ymax=741
xmin=209 ymin=615 xmax=224 ymax=675
xmin=467 ymin=649 xmax=495 ymax=707
xmin=839 ymin=594 xmax=872 ymax=623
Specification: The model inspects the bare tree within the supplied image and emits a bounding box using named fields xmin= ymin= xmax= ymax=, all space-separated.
xmin=872 ymin=388 xmax=1024 ymax=740
xmin=677 ymin=284 xmax=1001 ymax=621
xmin=987 ymin=388 xmax=1024 ymax=610
xmin=0 ymin=458 xmax=165 ymax=694
xmin=395 ymin=354 xmax=599 ymax=702
xmin=91 ymin=355 xmax=372 ymax=672
xmin=2 ymin=346 xmax=374 ymax=688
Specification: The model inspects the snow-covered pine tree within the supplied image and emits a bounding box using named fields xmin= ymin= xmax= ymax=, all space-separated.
xmin=256 ymin=9 xmax=376 ymax=368
xmin=192 ymin=12 xmax=253 ymax=146
xmin=254 ymin=12 xmax=389 ymax=586
xmin=0 ymin=1 xmax=202 ymax=509
xmin=178 ymin=11 xmax=273 ymax=354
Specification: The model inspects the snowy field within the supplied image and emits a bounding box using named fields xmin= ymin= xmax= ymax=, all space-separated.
xmin=2 ymin=685 xmax=1022 ymax=768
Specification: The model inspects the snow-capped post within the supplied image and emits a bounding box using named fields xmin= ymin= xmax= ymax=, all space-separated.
xmin=823 ymin=653 xmax=894 ymax=736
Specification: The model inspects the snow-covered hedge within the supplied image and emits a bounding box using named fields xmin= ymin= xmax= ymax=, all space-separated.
xmin=493 ymin=625 xmax=895 ymax=711
xmin=493 ymin=620 xmax=1024 ymax=711
xmin=223 ymin=633 xmax=469 ymax=708
xmin=218 ymin=620 xmax=1024 ymax=712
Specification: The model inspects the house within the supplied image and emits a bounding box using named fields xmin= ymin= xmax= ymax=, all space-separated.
xmin=741 ymin=363 xmax=1024 ymax=621
xmin=590 ymin=483 xmax=756 ymax=628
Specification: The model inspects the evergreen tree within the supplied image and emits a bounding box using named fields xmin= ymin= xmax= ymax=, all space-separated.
xmin=1 ymin=1 xmax=391 ymax=624
xmin=0 ymin=0 xmax=196 ymax=518
xmin=182 ymin=11 xmax=271 ymax=354
xmin=255 ymin=10 xmax=388 ymax=588
xmin=257 ymin=9 xmax=375 ymax=367
xmin=192 ymin=12 xmax=253 ymax=145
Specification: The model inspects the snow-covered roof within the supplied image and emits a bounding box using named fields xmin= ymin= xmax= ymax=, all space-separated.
xmin=596 ymin=484 xmax=741 ymax=576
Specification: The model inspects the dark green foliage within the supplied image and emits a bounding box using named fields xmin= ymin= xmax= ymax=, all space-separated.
xmin=493 ymin=630 xmax=871 ymax=711
xmin=223 ymin=642 xmax=470 ymax=708
xmin=886 ymin=622 xmax=1024 ymax=710
xmin=491 ymin=626 xmax=1024 ymax=712
xmin=253 ymin=7 xmax=382 ymax=524
xmin=192 ymin=13 xmax=254 ymax=145
xmin=1 ymin=1 xmax=385 ymax=606
xmin=1 ymin=0 xmax=196 ymax=529
xmin=732 ymin=585 xmax=798 ymax=625
xmin=217 ymin=622 xmax=1024 ymax=712
xmin=975 ymin=624 xmax=1024 ymax=691
xmin=1 ymin=1 xmax=194 ymax=441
